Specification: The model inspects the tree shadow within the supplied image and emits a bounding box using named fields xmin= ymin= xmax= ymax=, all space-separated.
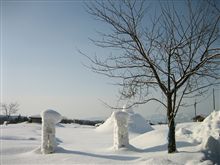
xmin=51 ymin=140 xmax=199 ymax=163
xmin=55 ymin=147 xmax=140 ymax=161
xmin=134 ymin=141 xmax=198 ymax=153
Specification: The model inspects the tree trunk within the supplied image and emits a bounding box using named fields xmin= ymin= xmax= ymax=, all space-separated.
xmin=7 ymin=115 xmax=10 ymax=122
xmin=167 ymin=95 xmax=177 ymax=153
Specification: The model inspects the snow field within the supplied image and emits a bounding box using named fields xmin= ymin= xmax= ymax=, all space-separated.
xmin=1 ymin=110 xmax=220 ymax=164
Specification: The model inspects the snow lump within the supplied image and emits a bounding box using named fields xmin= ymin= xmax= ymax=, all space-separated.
xmin=41 ymin=109 xmax=62 ymax=154
xmin=113 ymin=111 xmax=129 ymax=149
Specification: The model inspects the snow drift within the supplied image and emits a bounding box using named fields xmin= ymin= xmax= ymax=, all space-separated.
xmin=2 ymin=118 xmax=218 ymax=164
xmin=96 ymin=106 xmax=153 ymax=134
xmin=175 ymin=111 xmax=220 ymax=164
xmin=196 ymin=111 xmax=220 ymax=164
xmin=192 ymin=111 xmax=220 ymax=143
xmin=177 ymin=111 xmax=220 ymax=144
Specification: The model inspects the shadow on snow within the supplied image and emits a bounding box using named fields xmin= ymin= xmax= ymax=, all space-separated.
xmin=55 ymin=147 xmax=140 ymax=161
xmin=128 ymin=141 xmax=198 ymax=153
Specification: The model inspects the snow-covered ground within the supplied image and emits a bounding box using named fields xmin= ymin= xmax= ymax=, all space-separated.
xmin=1 ymin=111 xmax=220 ymax=165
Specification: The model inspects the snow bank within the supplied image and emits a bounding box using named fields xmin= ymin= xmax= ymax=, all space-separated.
xmin=41 ymin=109 xmax=62 ymax=154
xmin=192 ymin=111 xmax=220 ymax=143
xmin=96 ymin=112 xmax=115 ymax=133
xmin=96 ymin=106 xmax=153 ymax=134
xmin=190 ymin=111 xmax=220 ymax=164
xmin=175 ymin=111 xmax=220 ymax=164
xmin=128 ymin=113 xmax=153 ymax=134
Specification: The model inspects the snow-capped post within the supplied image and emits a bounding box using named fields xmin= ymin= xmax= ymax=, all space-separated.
xmin=122 ymin=104 xmax=134 ymax=114
xmin=41 ymin=109 xmax=62 ymax=154
xmin=113 ymin=111 xmax=129 ymax=150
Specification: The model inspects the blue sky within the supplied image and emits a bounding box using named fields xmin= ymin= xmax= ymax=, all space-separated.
xmin=1 ymin=0 xmax=115 ymax=118
xmin=1 ymin=0 xmax=219 ymax=120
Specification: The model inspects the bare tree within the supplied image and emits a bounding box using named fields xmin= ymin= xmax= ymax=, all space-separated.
xmin=1 ymin=102 xmax=19 ymax=121
xmin=85 ymin=0 xmax=220 ymax=153
xmin=208 ymin=0 xmax=220 ymax=13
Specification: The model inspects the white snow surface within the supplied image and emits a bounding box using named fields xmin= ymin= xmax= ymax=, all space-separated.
xmin=192 ymin=111 xmax=220 ymax=143
xmin=176 ymin=111 xmax=220 ymax=142
xmin=96 ymin=110 xmax=153 ymax=134
xmin=1 ymin=110 xmax=220 ymax=164
xmin=176 ymin=111 xmax=220 ymax=164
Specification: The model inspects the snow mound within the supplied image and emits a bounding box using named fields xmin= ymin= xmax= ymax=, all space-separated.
xmin=128 ymin=113 xmax=153 ymax=134
xmin=96 ymin=112 xmax=115 ymax=133
xmin=41 ymin=109 xmax=62 ymax=124
xmin=96 ymin=109 xmax=153 ymax=134
xmin=192 ymin=111 xmax=220 ymax=143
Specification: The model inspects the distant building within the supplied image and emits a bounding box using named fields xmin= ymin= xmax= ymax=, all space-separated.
xmin=192 ymin=115 xmax=205 ymax=122
xmin=29 ymin=115 xmax=42 ymax=123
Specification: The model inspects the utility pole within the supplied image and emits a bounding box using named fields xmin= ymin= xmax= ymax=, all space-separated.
xmin=194 ymin=99 xmax=197 ymax=117
xmin=213 ymin=88 xmax=215 ymax=111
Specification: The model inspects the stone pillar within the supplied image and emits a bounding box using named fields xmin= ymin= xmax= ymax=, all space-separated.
xmin=113 ymin=111 xmax=129 ymax=150
xmin=41 ymin=109 xmax=62 ymax=154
